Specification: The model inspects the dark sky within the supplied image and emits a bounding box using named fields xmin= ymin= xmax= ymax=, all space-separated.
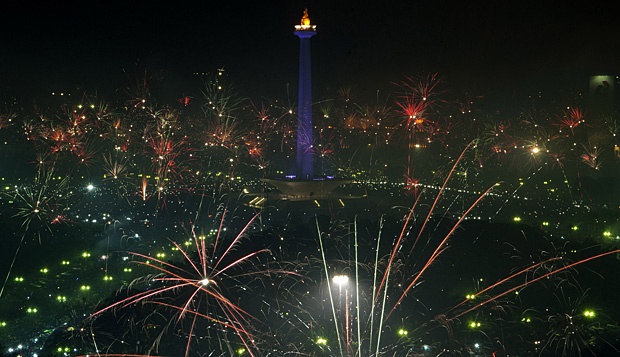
xmin=1 ymin=1 xmax=619 ymax=103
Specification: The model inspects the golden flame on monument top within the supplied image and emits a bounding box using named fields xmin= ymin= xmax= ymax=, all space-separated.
xmin=295 ymin=8 xmax=316 ymax=31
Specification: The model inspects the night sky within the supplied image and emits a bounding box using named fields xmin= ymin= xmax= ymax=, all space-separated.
xmin=1 ymin=1 xmax=619 ymax=102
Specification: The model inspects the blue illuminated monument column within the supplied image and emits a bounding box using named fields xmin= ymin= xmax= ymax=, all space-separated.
xmin=251 ymin=9 xmax=352 ymax=206
xmin=294 ymin=8 xmax=317 ymax=179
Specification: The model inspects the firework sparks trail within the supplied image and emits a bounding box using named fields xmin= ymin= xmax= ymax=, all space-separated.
xmin=371 ymin=141 xmax=478 ymax=314
xmin=407 ymin=140 xmax=476 ymax=255
xmin=447 ymin=249 xmax=620 ymax=322
xmin=445 ymin=256 xmax=565 ymax=315
xmin=370 ymin=141 xmax=474 ymax=313
xmin=141 ymin=177 xmax=148 ymax=201
xmin=387 ymin=183 xmax=498 ymax=319
xmin=369 ymin=216 xmax=386 ymax=356
xmin=317 ymin=217 xmax=345 ymax=357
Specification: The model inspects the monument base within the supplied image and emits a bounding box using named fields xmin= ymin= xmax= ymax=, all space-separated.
xmin=240 ymin=176 xmax=358 ymax=209
xmin=261 ymin=177 xmax=351 ymax=201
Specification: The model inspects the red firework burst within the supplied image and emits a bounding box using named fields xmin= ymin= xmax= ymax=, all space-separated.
xmin=86 ymin=211 xmax=300 ymax=357
xmin=555 ymin=107 xmax=586 ymax=135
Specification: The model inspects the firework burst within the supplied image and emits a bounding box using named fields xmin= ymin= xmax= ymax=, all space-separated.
xmin=0 ymin=168 xmax=73 ymax=299
xmin=83 ymin=209 xmax=301 ymax=357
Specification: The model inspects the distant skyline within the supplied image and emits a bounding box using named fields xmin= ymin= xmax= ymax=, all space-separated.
xmin=1 ymin=1 xmax=619 ymax=103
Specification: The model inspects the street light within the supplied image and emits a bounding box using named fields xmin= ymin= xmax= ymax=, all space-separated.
xmin=332 ymin=274 xmax=350 ymax=351
xmin=332 ymin=274 xmax=349 ymax=286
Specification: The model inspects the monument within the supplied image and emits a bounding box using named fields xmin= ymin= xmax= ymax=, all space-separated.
xmin=294 ymin=8 xmax=316 ymax=179
xmin=253 ymin=8 xmax=353 ymax=207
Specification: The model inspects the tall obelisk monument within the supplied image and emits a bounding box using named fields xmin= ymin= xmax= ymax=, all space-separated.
xmin=251 ymin=8 xmax=352 ymax=206
xmin=294 ymin=8 xmax=316 ymax=179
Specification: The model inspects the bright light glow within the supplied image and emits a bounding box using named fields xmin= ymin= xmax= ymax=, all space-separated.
xmin=332 ymin=274 xmax=349 ymax=286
